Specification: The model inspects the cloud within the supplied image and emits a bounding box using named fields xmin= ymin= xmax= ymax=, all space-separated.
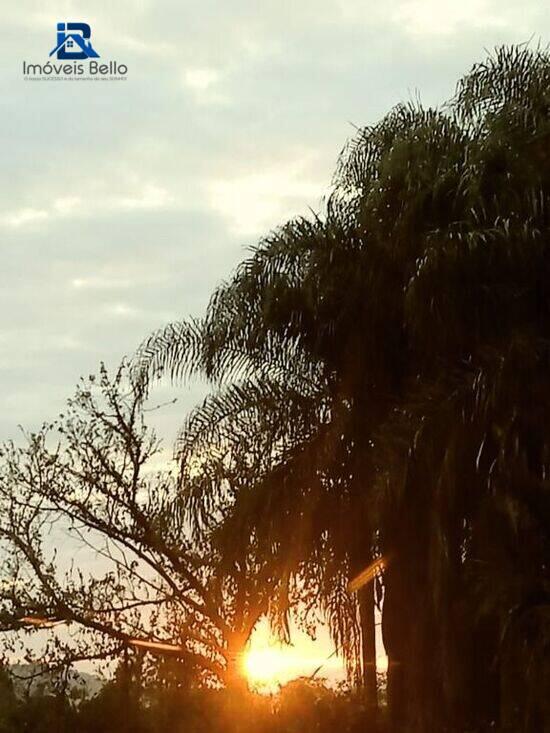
xmin=53 ymin=196 xmax=82 ymax=215
xmin=183 ymin=67 xmax=220 ymax=91
xmin=0 ymin=183 xmax=174 ymax=231
xmin=208 ymin=156 xmax=324 ymax=235
xmin=1 ymin=207 xmax=49 ymax=228
xmin=70 ymin=276 xmax=133 ymax=290
xmin=104 ymin=302 xmax=140 ymax=318
xmin=115 ymin=183 xmax=174 ymax=210
xmin=392 ymin=0 xmax=526 ymax=37
xmin=181 ymin=67 xmax=231 ymax=106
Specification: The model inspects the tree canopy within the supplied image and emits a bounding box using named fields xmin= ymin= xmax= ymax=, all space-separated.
xmin=135 ymin=45 xmax=550 ymax=731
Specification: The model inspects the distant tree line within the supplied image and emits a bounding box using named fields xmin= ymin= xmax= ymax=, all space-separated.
xmin=0 ymin=665 xmax=378 ymax=733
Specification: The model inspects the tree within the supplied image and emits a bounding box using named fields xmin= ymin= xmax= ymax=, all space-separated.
xmin=134 ymin=45 xmax=550 ymax=731
xmin=0 ymin=364 xmax=281 ymax=689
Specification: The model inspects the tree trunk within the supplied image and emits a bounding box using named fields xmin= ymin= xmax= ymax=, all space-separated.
xmin=382 ymin=557 xmax=407 ymax=731
xmin=358 ymin=585 xmax=378 ymax=709
xmin=225 ymin=631 xmax=249 ymax=692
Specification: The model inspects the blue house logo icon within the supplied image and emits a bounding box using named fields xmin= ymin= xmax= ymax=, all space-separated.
xmin=49 ymin=23 xmax=100 ymax=60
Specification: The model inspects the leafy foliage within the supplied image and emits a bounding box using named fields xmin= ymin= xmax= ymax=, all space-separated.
xmin=0 ymin=365 xmax=284 ymax=688
xmin=134 ymin=45 xmax=550 ymax=731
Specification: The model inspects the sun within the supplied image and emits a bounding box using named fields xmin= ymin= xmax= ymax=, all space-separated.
xmin=241 ymin=621 xmax=347 ymax=691
xmin=242 ymin=647 xmax=291 ymax=688
xmin=242 ymin=618 xmax=389 ymax=691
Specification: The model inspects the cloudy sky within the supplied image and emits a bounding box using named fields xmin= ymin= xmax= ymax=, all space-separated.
xmin=1 ymin=0 xmax=549 ymax=683
xmin=1 ymin=0 xmax=549 ymax=443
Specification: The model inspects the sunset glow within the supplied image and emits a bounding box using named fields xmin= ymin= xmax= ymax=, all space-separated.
xmin=243 ymin=618 xmax=389 ymax=690
xmin=243 ymin=647 xmax=295 ymax=687
xmin=242 ymin=623 xmax=346 ymax=691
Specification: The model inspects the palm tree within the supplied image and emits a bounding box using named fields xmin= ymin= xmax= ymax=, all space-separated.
xmin=136 ymin=218 xmax=384 ymax=701
xmin=135 ymin=46 xmax=550 ymax=730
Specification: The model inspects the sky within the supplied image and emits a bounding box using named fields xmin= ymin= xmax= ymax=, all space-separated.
xmin=1 ymin=0 xmax=549 ymax=441
xmin=1 ymin=0 xmax=549 ymax=683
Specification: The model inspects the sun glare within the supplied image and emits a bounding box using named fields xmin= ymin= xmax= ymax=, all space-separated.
xmin=243 ymin=619 xmax=389 ymax=691
xmin=243 ymin=647 xmax=292 ymax=687
xmin=241 ymin=623 xmax=347 ymax=692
